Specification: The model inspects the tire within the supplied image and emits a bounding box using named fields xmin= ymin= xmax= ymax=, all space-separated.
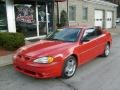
xmin=62 ymin=56 xmax=77 ymax=79
xmin=102 ymin=44 xmax=110 ymax=57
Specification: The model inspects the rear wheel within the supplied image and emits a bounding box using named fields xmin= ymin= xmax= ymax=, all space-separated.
xmin=102 ymin=44 xmax=110 ymax=57
xmin=62 ymin=56 xmax=77 ymax=79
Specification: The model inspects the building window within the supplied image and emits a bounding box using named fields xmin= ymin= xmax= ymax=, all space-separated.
xmin=69 ymin=6 xmax=76 ymax=21
xmin=15 ymin=4 xmax=37 ymax=37
xmin=0 ymin=0 xmax=7 ymax=32
xmin=82 ymin=7 xmax=88 ymax=20
xmin=14 ymin=1 xmax=54 ymax=37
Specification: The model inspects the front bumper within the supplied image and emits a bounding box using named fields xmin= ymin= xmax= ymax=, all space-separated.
xmin=13 ymin=59 xmax=63 ymax=78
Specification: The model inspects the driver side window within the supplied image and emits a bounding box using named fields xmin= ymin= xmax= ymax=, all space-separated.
xmin=83 ymin=28 xmax=96 ymax=40
xmin=82 ymin=28 xmax=102 ymax=40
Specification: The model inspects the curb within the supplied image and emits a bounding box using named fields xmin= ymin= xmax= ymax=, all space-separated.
xmin=0 ymin=54 xmax=13 ymax=67
xmin=0 ymin=41 xmax=32 ymax=67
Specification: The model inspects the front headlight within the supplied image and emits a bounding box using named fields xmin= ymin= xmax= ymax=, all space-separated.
xmin=33 ymin=56 xmax=54 ymax=64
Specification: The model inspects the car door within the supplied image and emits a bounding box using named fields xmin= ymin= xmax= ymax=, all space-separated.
xmin=78 ymin=28 xmax=101 ymax=64
xmin=94 ymin=27 xmax=107 ymax=55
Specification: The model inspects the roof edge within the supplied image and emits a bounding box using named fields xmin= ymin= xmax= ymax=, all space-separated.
xmin=83 ymin=0 xmax=118 ymax=7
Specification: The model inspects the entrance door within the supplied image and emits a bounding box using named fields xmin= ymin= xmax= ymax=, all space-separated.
xmin=95 ymin=10 xmax=103 ymax=27
xmin=37 ymin=3 xmax=54 ymax=36
xmin=106 ymin=11 xmax=112 ymax=28
xmin=37 ymin=4 xmax=48 ymax=35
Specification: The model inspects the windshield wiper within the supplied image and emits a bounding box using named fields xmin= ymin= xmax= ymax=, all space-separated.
xmin=46 ymin=38 xmax=65 ymax=41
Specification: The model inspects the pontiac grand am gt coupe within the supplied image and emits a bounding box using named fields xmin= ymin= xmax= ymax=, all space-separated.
xmin=13 ymin=26 xmax=112 ymax=79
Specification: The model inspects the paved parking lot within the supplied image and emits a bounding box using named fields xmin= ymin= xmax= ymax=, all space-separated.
xmin=0 ymin=27 xmax=120 ymax=90
xmin=109 ymin=23 xmax=120 ymax=35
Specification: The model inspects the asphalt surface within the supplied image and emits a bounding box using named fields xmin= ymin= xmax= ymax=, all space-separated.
xmin=0 ymin=31 xmax=120 ymax=90
xmin=116 ymin=23 xmax=120 ymax=30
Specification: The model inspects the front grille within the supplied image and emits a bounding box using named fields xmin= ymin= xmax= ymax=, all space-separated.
xmin=24 ymin=56 xmax=31 ymax=61
xmin=24 ymin=69 xmax=36 ymax=75
xmin=18 ymin=54 xmax=22 ymax=58
xmin=18 ymin=54 xmax=31 ymax=61
xmin=16 ymin=66 xmax=36 ymax=75
xmin=16 ymin=66 xmax=22 ymax=70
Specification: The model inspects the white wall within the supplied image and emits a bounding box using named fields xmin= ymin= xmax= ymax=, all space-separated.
xmin=6 ymin=0 xmax=16 ymax=32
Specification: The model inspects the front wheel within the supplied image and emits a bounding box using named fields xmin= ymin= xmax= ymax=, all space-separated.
xmin=102 ymin=44 xmax=110 ymax=57
xmin=62 ymin=56 xmax=77 ymax=79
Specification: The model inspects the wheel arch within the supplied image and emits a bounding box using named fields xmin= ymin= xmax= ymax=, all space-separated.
xmin=70 ymin=54 xmax=79 ymax=67
xmin=107 ymin=41 xmax=111 ymax=47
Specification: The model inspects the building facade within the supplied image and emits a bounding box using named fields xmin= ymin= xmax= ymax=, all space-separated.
xmin=57 ymin=0 xmax=118 ymax=28
xmin=0 ymin=0 xmax=118 ymax=40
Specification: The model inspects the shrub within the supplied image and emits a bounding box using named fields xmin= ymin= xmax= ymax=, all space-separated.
xmin=0 ymin=32 xmax=25 ymax=51
xmin=60 ymin=10 xmax=68 ymax=27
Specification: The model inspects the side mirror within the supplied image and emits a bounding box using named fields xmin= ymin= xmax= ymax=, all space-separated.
xmin=81 ymin=37 xmax=90 ymax=43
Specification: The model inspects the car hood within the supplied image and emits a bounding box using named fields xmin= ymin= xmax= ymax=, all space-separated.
xmin=18 ymin=40 xmax=75 ymax=58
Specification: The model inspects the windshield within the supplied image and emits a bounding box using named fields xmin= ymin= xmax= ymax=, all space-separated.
xmin=46 ymin=28 xmax=81 ymax=42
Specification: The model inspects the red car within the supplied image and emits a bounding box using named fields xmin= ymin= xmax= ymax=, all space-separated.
xmin=13 ymin=26 xmax=112 ymax=79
